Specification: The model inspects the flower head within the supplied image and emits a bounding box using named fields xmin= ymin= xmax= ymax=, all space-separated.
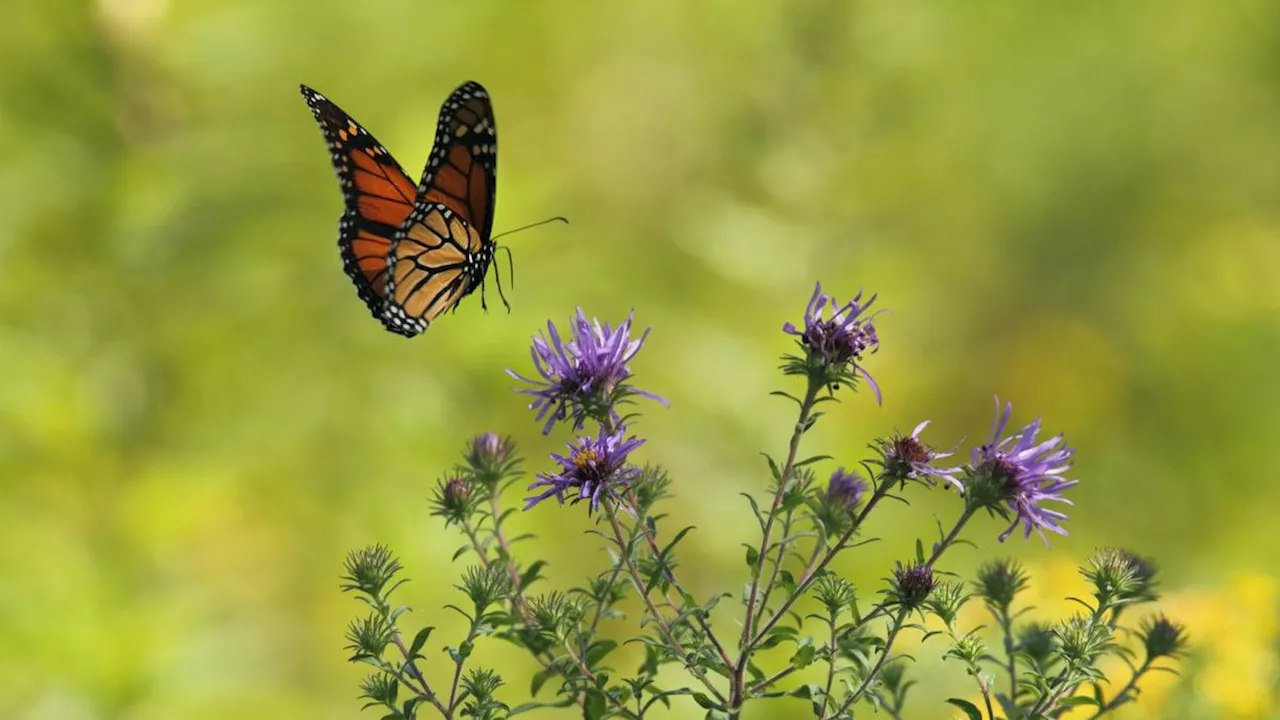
xmin=508 ymin=309 xmax=667 ymax=434
xmin=970 ymin=398 xmax=1076 ymax=543
xmin=974 ymin=558 xmax=1029 ymax=612
xmin=468 ymin=432 xmax=512 ymax=467
xmin=1139 ymin=614 xmax=1188 ymax=661
xmin=430 ymin=473 xmax=477 ymax=525
xmin=783 ymin=282 xmax=881 ymax=401
xmin=825 ymin=467 xmax=867 ymax=511
xmin=524 ymin=425 xmax=645 ymax=514
xmin=890 ymin=561 xmax=936 ymax=608
xmin=872 ymin=421 xmax=963 ymax=491
xmin=463 ymin=432 xmax=517 ymax=486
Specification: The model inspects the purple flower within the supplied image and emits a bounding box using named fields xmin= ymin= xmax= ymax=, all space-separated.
xmin=825 ymin=467 xmax=867 ymax=511
xmin=972 ymin=398 xmax=1077 ymax=543
xmin=508 ymin=309 xmax=667 ymax=435
xmin=872 ymin=421 xmax=963 ymax=491
xmin=524 ymin=425 xmax=645 ymax=514
xmin=783 ymin=282 xmax=881 ymax=402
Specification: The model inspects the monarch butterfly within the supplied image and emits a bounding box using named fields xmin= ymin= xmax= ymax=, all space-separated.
xmin=300 ymin=81 xmax=502 ymax=337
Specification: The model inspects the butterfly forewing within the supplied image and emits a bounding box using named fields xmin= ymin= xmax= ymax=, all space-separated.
xmin=415 ymin=81 xmax=497 ymax=243
xmin=300 ymin=84 xmax=417 ymax=334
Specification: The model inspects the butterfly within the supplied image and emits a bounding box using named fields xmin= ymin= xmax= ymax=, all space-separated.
xmin=300 ymin=81 xmax=502 ymax=337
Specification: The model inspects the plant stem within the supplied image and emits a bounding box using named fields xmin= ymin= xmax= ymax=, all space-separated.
xmin=559 ymin=638 xmax=641 ymax=719
xmin=817 ymin=613 xmax=839 ymax=719
xmin=978 ymin=674 xmax=997 ymax=720
xmin=836 ymin=607 xmax=909 ymax=714
xmin=752 ymin=511 xmax=794 ymax=628
xmin=741 ymin=377 xmax=822 ymax=647
xmin=730 ymin=377 xmax=822 ymax=715
xmin=749 ymin=478 xmax=893 ymax=648
xmin=392 ymin=632 xmax=450 ymax=717
xmin=604 ymin=503 xmax=727 ymax=703
xmin=995 ymin=608 xmax=1019 ymax=703
xmin=1087 ymin=659 xmax=1152 ymax=719
xmin=623 ymin=489 xmax=735 ymax=671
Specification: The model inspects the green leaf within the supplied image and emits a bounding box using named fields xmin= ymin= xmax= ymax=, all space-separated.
xmin=945 ymin=699 xmax=983 ymax=720
xmin=789 ymin=642 xmax=816 ymax=668
xmin=916 ymin=538 xmax=926 ymax=564
xmin=1057 ymin=696 xmax=1101 ymax=709
xmin=586 ymin=639 xmax=618 ymax=667
xmin=762 ymin=453 xmax=783 ymax=481
xmin=741 ymin=493 xmax=765 ymax=530
xmin=744 ymin=545 xmax=760 ymax=573
xmin=510 ymin=698 xmax=577 ymax=715
xmin=794 ymin=454 xmax=832 ymax=468
xmin=584 ymin=689 xmax=608 ymax=720
xmin=530 ymin=666 xmax=556 ymax=696
xmin=407 ymin=627 xmax=434 ymax=659
xmin=691 ymin=693 xmax=723 ymax=710
xmin=519 ymin=561 xmax=546 ymax=591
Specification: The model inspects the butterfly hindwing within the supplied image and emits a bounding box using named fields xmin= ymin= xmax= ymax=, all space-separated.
xmin=300 ymin=84 xmax=417 ymax=334
xmin=383 ymin=202 xmax=486 ymax=337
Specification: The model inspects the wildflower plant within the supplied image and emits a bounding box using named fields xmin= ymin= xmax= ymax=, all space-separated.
xmin=338 ymin=283 xmax=1185 ymax=719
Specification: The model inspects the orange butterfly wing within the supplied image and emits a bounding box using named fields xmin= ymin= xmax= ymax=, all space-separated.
xmin=383 ymin=82 xmax=499 ymax=336
xmin=300 ymin=84 xmax=417 ymax=335
xmin=414 ymin=81 xmax=497 ymax=241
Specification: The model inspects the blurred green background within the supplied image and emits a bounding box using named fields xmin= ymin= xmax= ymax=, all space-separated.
xmin=3 ymin=0 xmax=1280 ymax=718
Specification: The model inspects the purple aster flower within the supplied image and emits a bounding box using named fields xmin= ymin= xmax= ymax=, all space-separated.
xmin=507 ymin=309 xmax=668 ymax=435
xmin=972 ymin=398 xmax=1077 ymax=543
xmin=524 ymin=425 xmax=645 ymax=514
xmin=783 ymin=282 xmax=881 ymax=402
xmin=872 ymin=421 xmax=963 ymax=491
xmin=825 ymin=467 xmax=867 ymax=511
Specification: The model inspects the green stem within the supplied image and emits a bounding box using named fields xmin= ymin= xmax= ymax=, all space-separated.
xmin=752 ymin=512 xmax=792 ymax=628
xmin=604 ymin=503 xmax=726 ymax=703
xmin=750 ymin=478 xmax=893 ymax=648
xmin=996 ymin=608 xmax=1018 ymax=703
xmin=392 ymin=632 xmax=450 ymax=717
xmin=731 ymin=376 xmax=822 ymax=713
xmin=817 ymin=613 xmax=839 ymax=719
xmin=1087 ymin=659 xmax=1152 ymax=719
xmin=837 ymin=608 xmax=909 ymax=714
xmin=624 ymin=488 xmax=734 ymax=671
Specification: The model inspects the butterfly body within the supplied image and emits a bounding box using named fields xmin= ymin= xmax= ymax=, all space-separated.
xmin=300 ymin=81 xmax=498 ymax=337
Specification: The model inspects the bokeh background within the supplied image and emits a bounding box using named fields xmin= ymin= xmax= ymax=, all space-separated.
xmin=3 ymin=1 xmax=1280 ymax=718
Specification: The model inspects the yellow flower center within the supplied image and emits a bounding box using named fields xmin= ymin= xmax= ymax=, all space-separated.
xmin=573 ymin=448 xmax=601 ymax=470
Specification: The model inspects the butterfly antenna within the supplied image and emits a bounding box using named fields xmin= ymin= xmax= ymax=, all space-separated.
xmin=489 ymin=215 xmax=568 ymax=242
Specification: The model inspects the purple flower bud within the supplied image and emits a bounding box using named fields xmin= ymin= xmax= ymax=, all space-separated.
xmin=825 ymin=467 xmax=867 ymax=511
xmin=891 ymin=561 xmax=936 ymax=607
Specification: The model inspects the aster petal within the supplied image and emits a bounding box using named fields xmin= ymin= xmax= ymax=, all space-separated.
xmin=857 ymin=366 xmax=882 ymax=405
